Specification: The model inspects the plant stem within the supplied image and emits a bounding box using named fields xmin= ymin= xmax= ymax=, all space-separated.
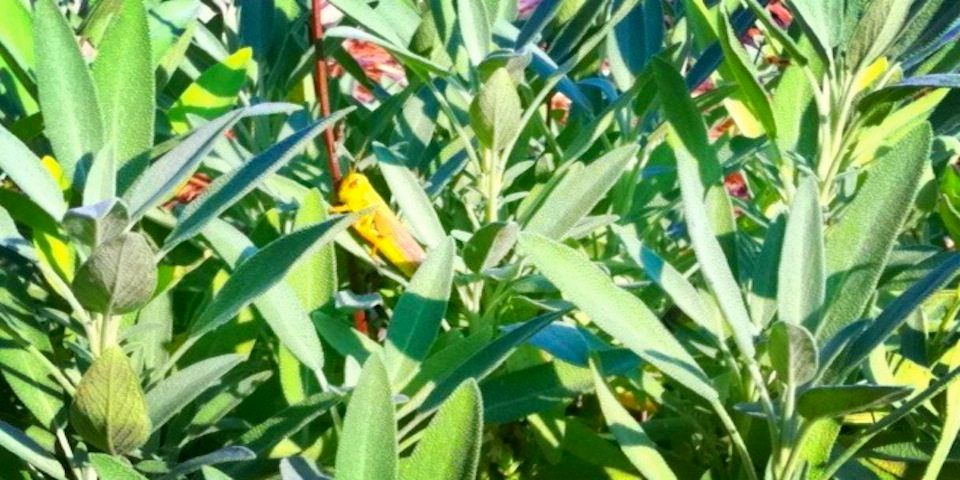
xmin=714 ymin=401 xmax=760 ymax=480
xmin=483 ymin=148 xmax=500 ymax=223
xmin=310 ymin=0 xmax=340 ymax=183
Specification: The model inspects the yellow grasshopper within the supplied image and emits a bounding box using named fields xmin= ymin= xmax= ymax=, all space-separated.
xmin=333 ymin=172 xmax=425 ymax=277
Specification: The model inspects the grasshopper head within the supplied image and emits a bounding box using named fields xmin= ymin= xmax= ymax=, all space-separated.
xmin=338 ymin=172 xmax=375 ymax=211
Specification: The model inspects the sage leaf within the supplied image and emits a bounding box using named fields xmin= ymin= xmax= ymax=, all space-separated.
xmin=72 ymin=232 xmax=158 ymax=314
xmin=70 ymin=346 xmax=152 ymax=455
xmin=469 ymin=68 xmax=521 ymax=153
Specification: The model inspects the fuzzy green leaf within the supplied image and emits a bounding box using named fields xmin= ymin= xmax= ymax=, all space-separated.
xmin=70 ymin=347 xmax=151 ymax=455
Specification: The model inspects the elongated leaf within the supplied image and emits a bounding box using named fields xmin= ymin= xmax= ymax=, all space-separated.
xmin=616 ymin=225 xmax=720 ymax=338
xmin=376 ymin=147 xmax=446 ymax=249
xmin=146 ymin=354 xmax=243 ymax=431
xmin=191 ymin=215 xmax=355 ymax=349
xmin=168 ymin=48 xmax=253 ymax=134
xmin=384 ymin=238 xmax=454 ymax=389
xmin=516 ymin=0 xmax=560 ymax=50
xmin=34 ymin=0 xmax=104 ymax=189
xmin=0 ymin=0 xmax=34 ymax=74
xmin=519 ymin=233 xmax=719 ymax=403
xmin=287 ymin=189 xmax=338 ymax=312
xmin=234 ymin=392 xmax=340 ymax=457
xmin=0 ymin=126 xmax=67 ymax=219
xmin=163 ymin=446 xmax=255 ymax=479
xmin=669 ymin=131 xmax=757 ymax=358
xmin=717 ymin=9 xmax=777 ymax=139
xmin=90 ymin=454 xmax=147 ymax=480
xmin=606 ymin=0 xmax=661 ymax=91
xmin=163 ymin=108 xmax=353 ymax=251
xmin=818 ymin=123 xmax=932 ymax=342
xmin=125 ymin=103 xmax=299 ymax=219
xmin=525 ymin=145 xmax=638 ymax=240
xmin=400 ymin=380 xmax=483 ymax=480
xmin=93 ymin=0 xmax=154 ymax=187
xmin=591 ymin=360 xmax=677 ymax=480
xmin=788 ymin=0 xmax=841 ymax=55
xmin=846 ymin=0 xmax=911 ymax=69
xmin=832 ymin=254 xmax=960 ymax=378
xmin=421 ymin=310 xmax=564 ymax=412
xmin=652 ymin=58 xmax=736 ymax=261
xmin=0 ymin=325 xmax=64 ymax=430
xmin=797 ymin=385 xmax=911 ymax=419
xmin=336 ymin=355 xmax=397 ymax=480
xmin=457 ymin=0 xmax=489 ymax=65
xmin=0 ymin=420 xmax=65 ymax=479
xmin=778 ymin=176 xmax=824 ymax=328
xmin=329 ymin=0 xmax=406 ymax=46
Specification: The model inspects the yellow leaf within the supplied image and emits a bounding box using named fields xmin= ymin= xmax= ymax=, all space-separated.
xmin=853 ymin=57 xmax=889 ymax=94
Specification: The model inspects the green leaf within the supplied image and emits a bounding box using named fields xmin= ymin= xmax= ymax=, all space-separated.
xmin=72 ymin=232 xmax=157 ymax=314
xmin=420 ymin=311 xmax=563 ymax=412
xmin=33 ymin=0 xmax=104 ymax=189
xmin=0 ymin=274 xmax=65 ymax=430
xmin=167 ymin=48 xmax=253 ymax=134
xmin=63 ymin=199 xmax=129 ymax=248
xmin=652 ymin=58 xmax=736 ymax=262
xmin=329 ymin=0 xmax=406 ymax=46
xmin=0 ymin=420 xmax=66 ymax=480
xmin=778 ymin=176 xmax=825 ymax=328
xmin=0 ymin=0 xmax=35 ymax=75
xmin=525 ymin=145 xmax=638 ymax=240
xmin=788 ymin=0 xmax=841 ymax=55
xmin=717 ymin=9 xmax=777 ymax=139
xmin=92 ymin=0 xmax=154 ymax=188
xmin=325 ymin=26 xmax=449 ymax=76
xmin=669 ymin=131 xmax=757 ymax=358
xmin=617 ymin=225 xmax=720 ymax=338
xmin=162 ymin=446 xmax=255 ymax=479
xmin=147 ymin=0 xmax=200 ymax=66
xmin=606 ymin=0 xmax=662 ymax=91
xmin=191 ymin=215 xmax=355 ymax=354
xmin=146 ymin=354 xmax=243 ymax=431
xmin=469 ymin=68 xmax=521 ymax=152
xmin=163 ymin=108 xmax=353 ymax=251
xmin=817 ymin=123 xmax=932 ymax=343
xmin=0 ymin=125 xmax=67 ymax=219
xmin=286 ymin=189 xmax=337 ymax=307
xmin=234 ymin=392 xmax=341 ymax=457
xmin=384 ymin=238 xmax=455 ymax=389
xmin=124 ymin=103 xmax=299 ymax=220
xmin=376 ymin=146 xmax=446 ymax=249
xmin=831 ymin=254 xmax=960 ymax=379
xmin=336 ymin=354 xmax=398 ymax=480
xmin=70 ymin=346 xmax=152 ymax=455
xmin=768 ymin=322 xmax=818 ymax=387
xmin=846 ymin=0 xmax=912 ymax=70
xmin=797 ymin=385 xmax=912 ymax=419
xmin=456 ymin=0 xmax=489 ymax=65
xmin=463 ymin=221 xmax=518 ymax=273
xmin=519 ymin=233 xmax=719 ymax=403
xmin=516 ymin=0 xmax=561 ymax=50
xmin=90 ymin=454 xmax=148 ymax=480
xmin=400 ymin=380 xmax=483 ymax=480
xmin=591 ymin=360 xmax=677 ymax=480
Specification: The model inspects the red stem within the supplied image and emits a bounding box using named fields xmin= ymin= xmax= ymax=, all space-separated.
xmin=310 ymin=0 xmax=368 ymax=334
xmin=310 ymin=0 xmax=342 ymax=184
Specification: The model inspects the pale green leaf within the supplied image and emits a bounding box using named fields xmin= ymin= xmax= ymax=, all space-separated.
xmin=384 ymin=238 xmax=455 ymax=389
xmin=519 ymin=232 xmax=719 ymax=403
xmin=336 ymin=354 xmax=398 ymax=480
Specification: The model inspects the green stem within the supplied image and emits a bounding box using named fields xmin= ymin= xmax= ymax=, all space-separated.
xmin=714 ymin=401 xmax=760 ymax=480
